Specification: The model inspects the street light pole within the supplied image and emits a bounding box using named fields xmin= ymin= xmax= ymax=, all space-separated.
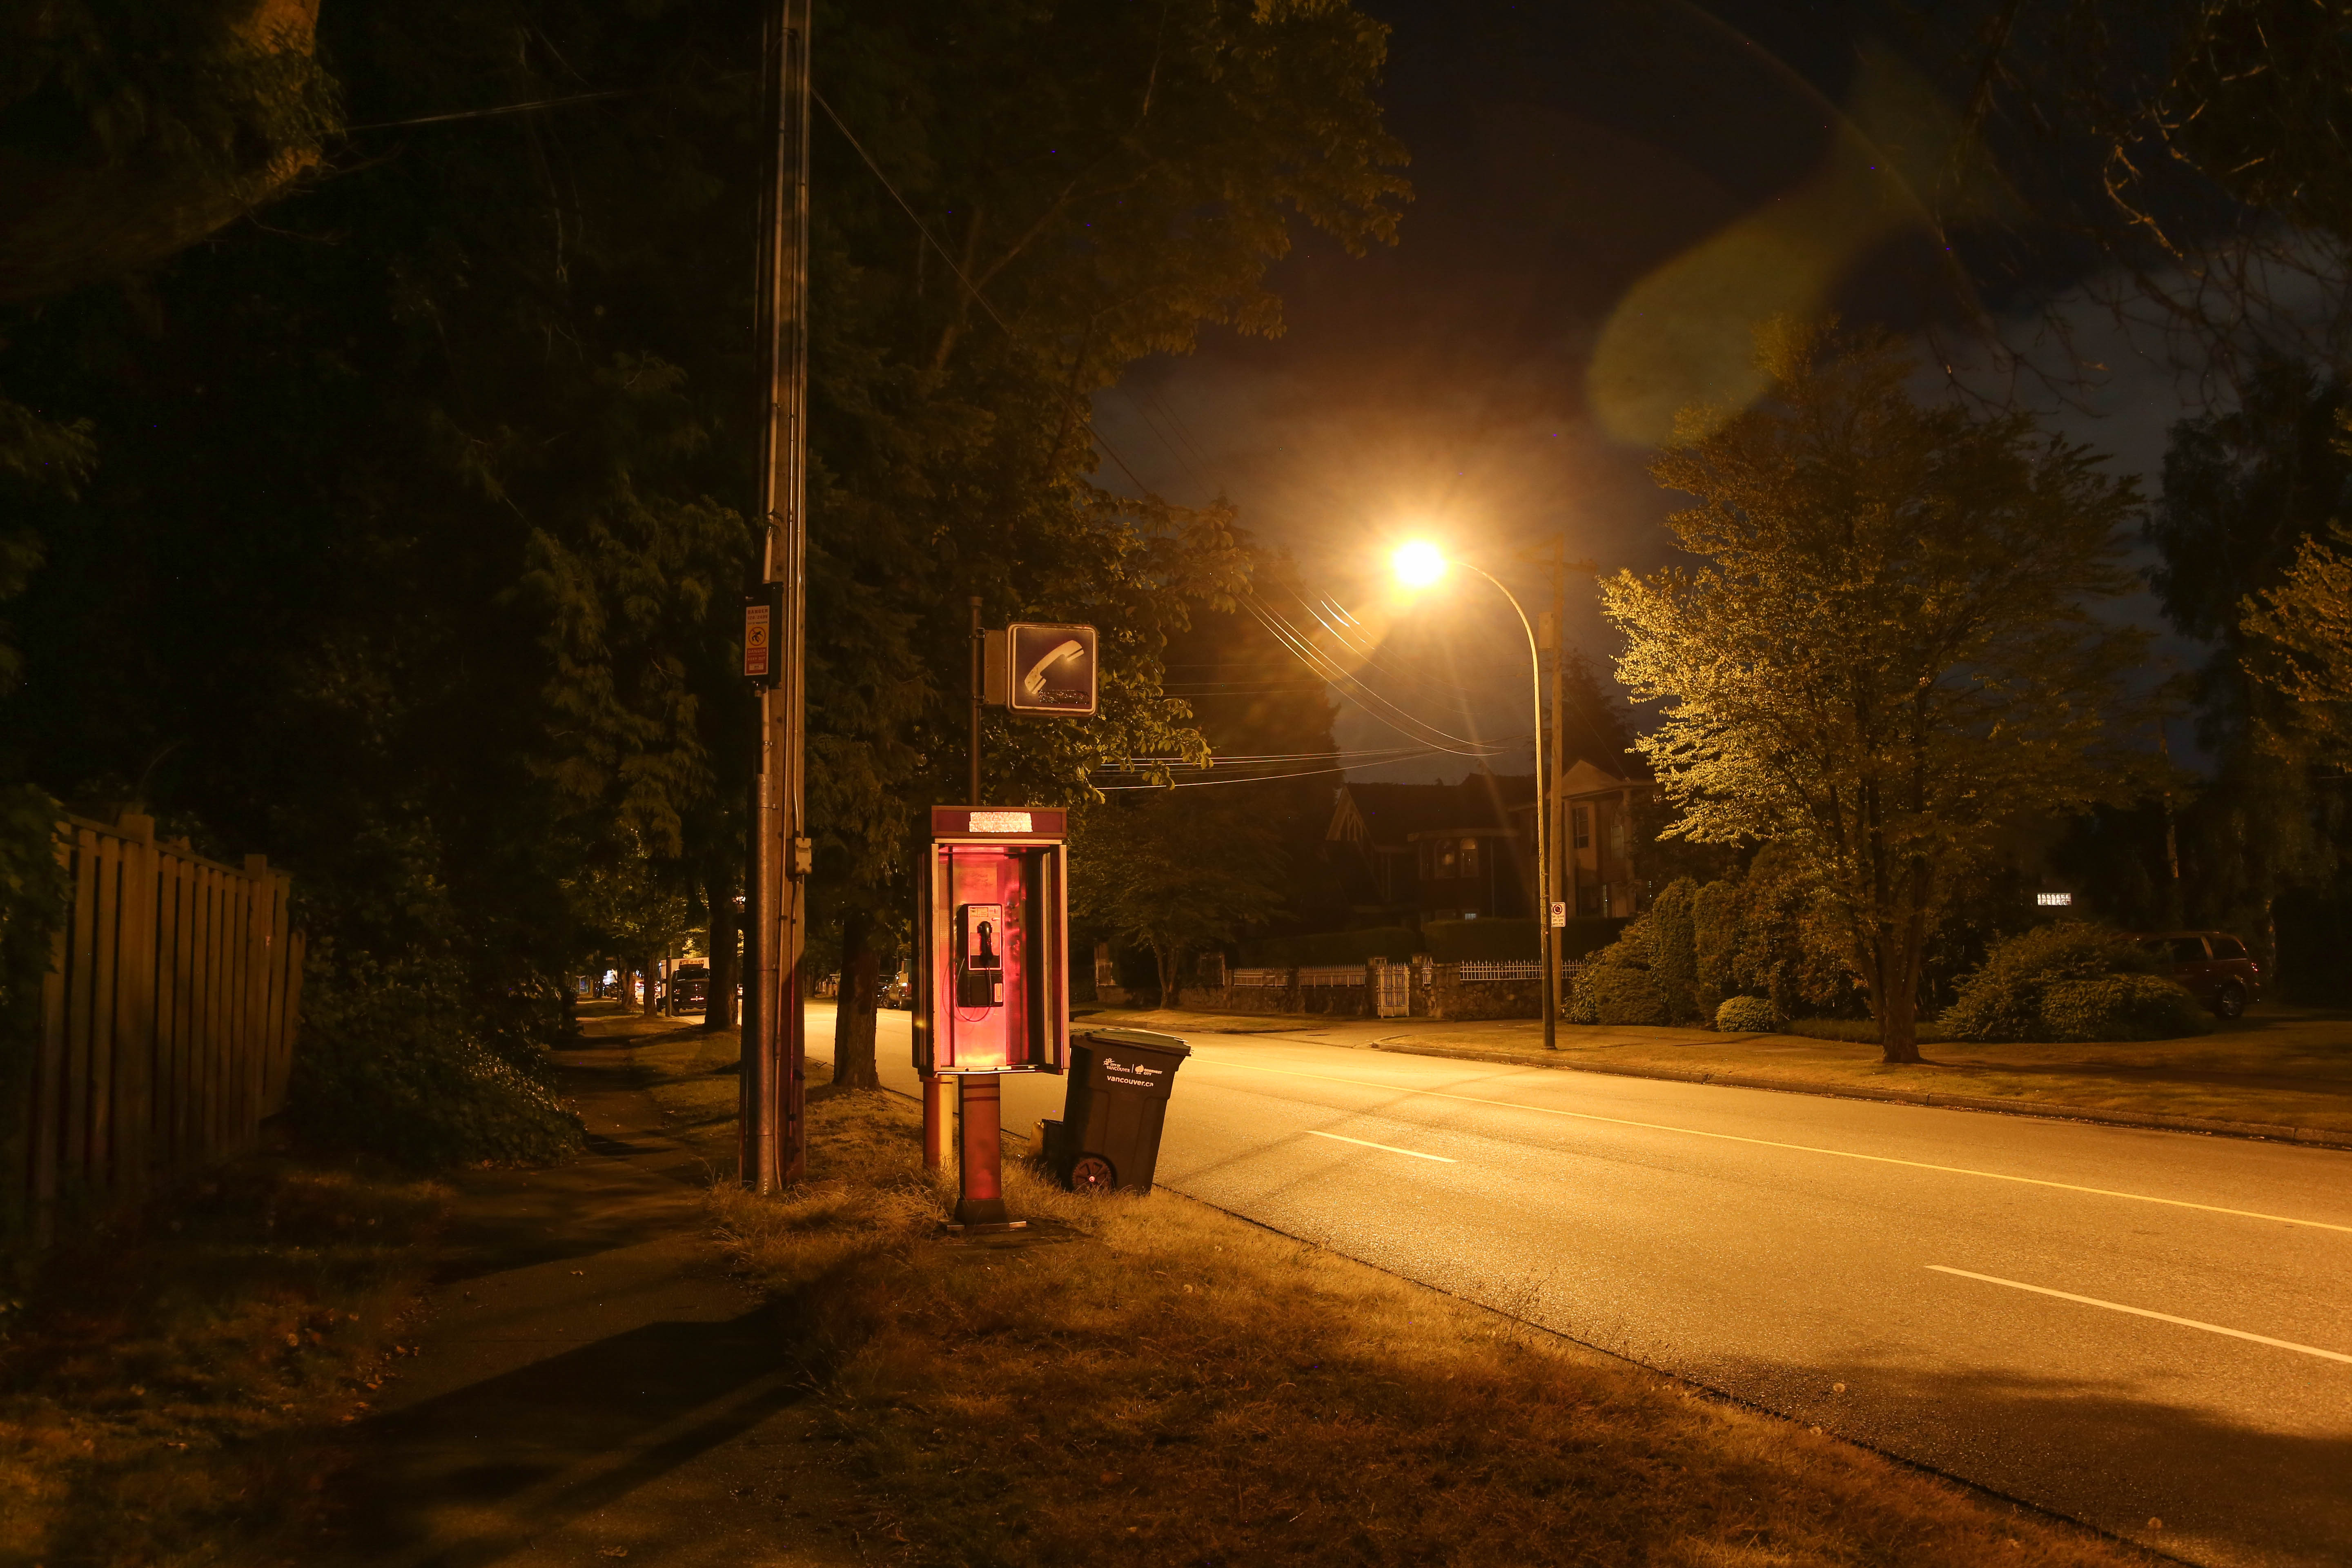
xmin=1454 ymin=562 xmax=1553 ymax=1051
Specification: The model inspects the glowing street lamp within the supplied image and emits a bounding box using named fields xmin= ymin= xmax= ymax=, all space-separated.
xmin=1391 ymin=541 xmax=1557 ymax=1050
xmin=1392 ymin=540 xmax=1449 ymax=589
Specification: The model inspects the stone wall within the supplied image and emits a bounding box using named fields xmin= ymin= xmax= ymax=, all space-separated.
xmin=1186 ymin=981 xmax=1371 ymax=1018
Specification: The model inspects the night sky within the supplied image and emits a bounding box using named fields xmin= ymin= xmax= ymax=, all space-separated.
xmin=1091 ymin=0 xmax=2204 ymax=782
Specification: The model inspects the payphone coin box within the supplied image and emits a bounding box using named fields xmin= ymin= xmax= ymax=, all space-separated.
xmin=916 ymin=806 xmax=1069 ymax=1076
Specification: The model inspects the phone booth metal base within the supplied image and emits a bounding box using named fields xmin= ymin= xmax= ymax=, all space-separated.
xmin=915 ymin=806 xmax=1069 ymax=1228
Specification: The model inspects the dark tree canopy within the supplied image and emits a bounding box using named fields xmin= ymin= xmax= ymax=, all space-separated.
xmin=0 ymin=0 xmax=1408 ymax=1115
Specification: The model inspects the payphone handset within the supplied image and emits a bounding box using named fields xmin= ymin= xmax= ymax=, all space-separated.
xmin=955 ymin=902 xmax=1005 ymax=1010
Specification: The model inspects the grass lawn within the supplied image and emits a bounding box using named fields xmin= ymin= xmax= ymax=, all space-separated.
xmin=1080 ymin=1003 xmax=2352 ymax=1137
xmin=632 ymin=1031 xmax=2152 ymax=1568
xmin=0 ymin=1150 xmax=448 ymax=1565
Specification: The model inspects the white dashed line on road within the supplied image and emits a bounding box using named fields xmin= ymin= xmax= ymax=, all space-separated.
xmin=1929 ymin=1266 xmax=2352 ymax=1363
xmin=1305 ymin=1129 xmax=1456 ymax=1163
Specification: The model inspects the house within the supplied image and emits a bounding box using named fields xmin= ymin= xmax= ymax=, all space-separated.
xmin=1464 ymin=751 xmax=1656 ymax=922
xmin=1324 ymin=773 xmax=1538 ymax=922
xmin=1550 ymin=756 xmax=1653 ymax=919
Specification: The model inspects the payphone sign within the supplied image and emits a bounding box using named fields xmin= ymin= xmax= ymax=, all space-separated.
xmin=1006 ymin=624 xmax=1097 ymax=716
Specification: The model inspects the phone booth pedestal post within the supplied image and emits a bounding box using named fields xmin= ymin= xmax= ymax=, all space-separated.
xmin=922 ymin=1074 xmax=952 ymax=1170
xmin=915 ymin=806 xmax=1069 ymax=1231
xmin=954 ymin=1075 xmax=1009 ymax=1225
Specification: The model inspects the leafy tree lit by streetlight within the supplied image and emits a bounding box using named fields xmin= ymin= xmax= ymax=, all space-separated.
xmin=1605 ymin=318 xmax=2158 ymax=1064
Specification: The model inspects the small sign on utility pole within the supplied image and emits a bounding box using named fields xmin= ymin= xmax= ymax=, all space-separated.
xmin=743 ymin=585 xmax=784 ymax=686
xmin=1550 ymin=901 xmax=1567 ymax=928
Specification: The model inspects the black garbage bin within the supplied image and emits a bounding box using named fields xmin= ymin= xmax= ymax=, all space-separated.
xmin=1037 ymin=1028 xmax=1191 ymax=1194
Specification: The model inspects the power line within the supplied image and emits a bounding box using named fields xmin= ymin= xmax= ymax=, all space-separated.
xmin=1096 ymin=755 xmax=1447 ymax=790
xmin=1243 ymin=596 xmax=1515 ymax=757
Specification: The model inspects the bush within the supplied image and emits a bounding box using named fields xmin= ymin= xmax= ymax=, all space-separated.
xmin=287 ymin=951 xmax=583 ymax=1167
xmin=1941 ymin=923 xmax=2203 ymax=1043
xmin=1714 ymin=995 xmax=1782 ymax=1033
xmin=1421 ymin=918 xmax=1540 ymax=962
xmin=1648 ymin=878 xmax=1702 ymax=1022
xmin=1579 ymin=965 xmax=1671 ymax=1026
xmin=2038 ymin=975 xmax=2212 ymax=1042
xmin=1559 ymin=916 xmax=1628 ymax=960
xmin=1565 ymin=928 xmax=1670 ymax=1025
xmin=1685 ymin=846 xmax=1868 ymax=1022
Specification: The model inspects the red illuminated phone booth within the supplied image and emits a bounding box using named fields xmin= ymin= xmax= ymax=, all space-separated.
xmin=915 ymin=806 xmax=1069 ymax=1228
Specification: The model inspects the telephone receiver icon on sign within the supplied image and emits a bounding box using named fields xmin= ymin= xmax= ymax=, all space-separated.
xmin=1021 ymin=639 xmax=1087 ymax=699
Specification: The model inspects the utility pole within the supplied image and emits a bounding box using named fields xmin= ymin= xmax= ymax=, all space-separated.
xmin=1545 ymin=537 xmax=1566 ymax=1051
xmin=970 ymin=595 xmax=985 ymax=806
xmin=2157 ymin=719 xmax=2184 ymax=927
xmin=744 ymin=0 xmax=813 ymax=1193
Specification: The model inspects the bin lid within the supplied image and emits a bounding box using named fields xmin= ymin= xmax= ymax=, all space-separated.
xmin=1081 ymin=1027 xmax=1191 ymax=1057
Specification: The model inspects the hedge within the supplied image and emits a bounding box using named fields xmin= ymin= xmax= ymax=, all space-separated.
xmin=1242 ymin=927 xmax=1419 ymax=966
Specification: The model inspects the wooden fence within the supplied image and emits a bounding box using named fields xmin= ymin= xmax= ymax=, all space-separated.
xmin=17 ymin=812 xmax=303 ymax=1247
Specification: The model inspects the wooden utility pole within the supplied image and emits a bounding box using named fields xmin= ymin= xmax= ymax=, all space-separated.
xmin=1545 ymin=538 xmax=1566 ymax=1051
xmin=744 ymin=0 xmax=813 ymax=1192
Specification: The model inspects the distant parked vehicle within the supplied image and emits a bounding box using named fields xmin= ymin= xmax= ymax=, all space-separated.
xmin=670 ymin=962 xmax=709 ymax=1010
xmin=878 ymin=973 xmax=912 ymax=1010
xmin=2136 ymin=932 xmax=2263 ymax=1019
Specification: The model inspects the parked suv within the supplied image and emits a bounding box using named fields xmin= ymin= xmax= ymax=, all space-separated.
xmin=2135 ymin=932 xmax=2263 ymax=1019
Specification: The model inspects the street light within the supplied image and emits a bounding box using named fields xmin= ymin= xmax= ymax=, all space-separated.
xmin=1392 ymin=542 xmax=1557 ymax=1050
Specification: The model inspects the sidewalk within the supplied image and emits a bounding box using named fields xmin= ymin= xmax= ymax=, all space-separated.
xmin=330 ymin=1011 xmax=864 ymax=1567
xmin=1076 ymin=1004 xmax=2352 ymax=1149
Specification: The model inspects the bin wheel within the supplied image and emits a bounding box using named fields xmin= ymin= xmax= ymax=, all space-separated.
xmin=1069 ymin=1154 xmax=1118 ymax=1194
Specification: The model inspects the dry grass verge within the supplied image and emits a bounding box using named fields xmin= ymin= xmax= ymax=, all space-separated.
xmin=0 ymin=1154 xmax=447 ymax=1566
xmin=715 ymin=1087 xmax=2147 ymax=1568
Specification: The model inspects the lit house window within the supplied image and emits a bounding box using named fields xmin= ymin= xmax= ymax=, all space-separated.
xmin=1439 ymin=840 xmax=1458 ymax=876
xmin=1461 ymin=838 xmax=1480 ymax=878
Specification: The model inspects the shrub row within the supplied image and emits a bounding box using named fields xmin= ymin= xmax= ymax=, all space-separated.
xmin=1566 ymin=867 xmax=2213 ymax=1044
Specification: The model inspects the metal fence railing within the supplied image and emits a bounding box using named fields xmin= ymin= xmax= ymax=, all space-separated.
xmin=1296 ymin=965 xmax=1367 ymax=988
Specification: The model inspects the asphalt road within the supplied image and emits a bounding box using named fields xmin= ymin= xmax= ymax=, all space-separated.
xmin=816 ymin=1004 xmax=2352 ymax=1568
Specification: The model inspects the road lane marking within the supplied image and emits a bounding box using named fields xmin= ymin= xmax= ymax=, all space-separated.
xmin=1927 ymin=1266 xmax=2352 ymax=1363
xmin=1305 ymin=1129 xmax=1455 ymax=1163
xmin=1191 ymin=1055 xmax=2352 ymax=1234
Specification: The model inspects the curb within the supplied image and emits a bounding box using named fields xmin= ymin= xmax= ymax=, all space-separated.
xmin=1367 ymin=1042 xmax=2352 ymax=1152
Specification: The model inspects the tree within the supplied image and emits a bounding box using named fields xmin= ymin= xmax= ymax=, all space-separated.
xmin=1071 ymin=789 xmax=1287 ymax=1007
xmin=1908 ymin=0 xmax=2352 ymax=390
xmin=0 ymin=0 xmax=1408 ymax=1116
xmin=2243 ymin=522 xmax=2352 ymax=764
xmin=2145 ymin=364 xmax=2352 ymax=985
xmin=1604 ymin=319 xmax=2154 ymax=1062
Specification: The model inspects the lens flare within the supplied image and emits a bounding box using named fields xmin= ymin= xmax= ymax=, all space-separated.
xmin=1392 ymin=541 xmax=1448 ymax=589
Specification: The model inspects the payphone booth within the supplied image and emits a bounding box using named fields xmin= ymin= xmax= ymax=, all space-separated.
xmin=915 ymin=806 xmax=1069 ymax=1227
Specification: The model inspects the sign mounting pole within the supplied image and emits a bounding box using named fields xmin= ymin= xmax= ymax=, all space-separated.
xmin=746 ymin=0 xmax=813 ymax=1192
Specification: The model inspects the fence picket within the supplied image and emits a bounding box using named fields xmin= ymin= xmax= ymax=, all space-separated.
xmin=114 ymin=819 xmax=156 ymax=1203
xmin=61 ymin=829 xmax=97 ymax=1191
xmin=6 ymin=815 xmax=307 ymax=1251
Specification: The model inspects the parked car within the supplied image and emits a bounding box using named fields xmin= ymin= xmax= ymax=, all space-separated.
xmin=878 ymin=973 xmax=912 ymax=1010
xmin=670 ymin=962 xmax=709 ymax=1010
xmin=2135 ymin=931 xmax=2263 ymax=1019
